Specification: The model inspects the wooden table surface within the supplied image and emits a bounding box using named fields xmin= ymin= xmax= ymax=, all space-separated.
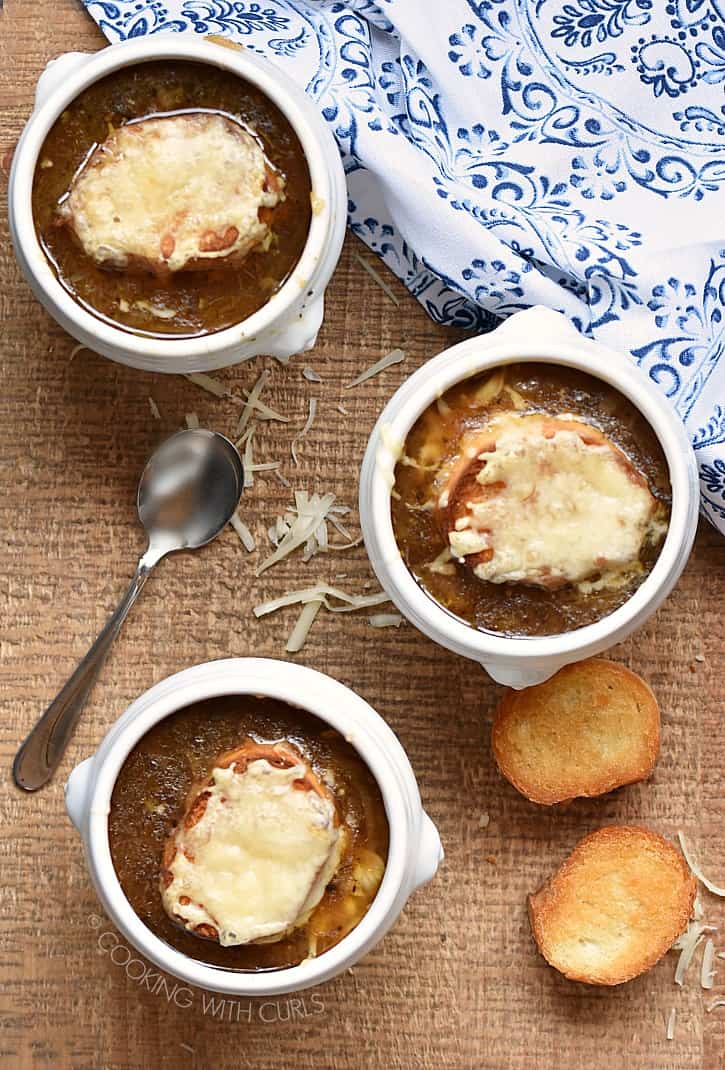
xmin=2 ymin=4 xmax=724 ymax=1068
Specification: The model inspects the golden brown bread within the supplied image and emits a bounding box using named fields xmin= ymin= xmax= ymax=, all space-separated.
xmin=492 ymin=658 xmax=660 ymax=805
xmin=528 ymin=825 xmax=696 ymax=986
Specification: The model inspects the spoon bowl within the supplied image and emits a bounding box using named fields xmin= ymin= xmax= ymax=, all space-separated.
xmin=13 ymin=429 xmax=244 ymax=792
xmin=138 ymin=429 xmax=244 ymax=555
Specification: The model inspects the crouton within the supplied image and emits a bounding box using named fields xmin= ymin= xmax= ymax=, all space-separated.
xmin=492 ymin=658 xmax=660 ymax=805
xmin=160 ymin=740 xmax=343 ymax=946
xmin=528 ymin=826 xmax=696 ymax=985
xmin=437 ymin=412 xmax=663 ymax=589
xmin=57 ymin=113 xmax=284 ymax=277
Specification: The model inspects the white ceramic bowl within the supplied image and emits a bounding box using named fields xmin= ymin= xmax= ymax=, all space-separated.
xmin=9 ymin=38 xmax=347 ymax=373
xmin=359 ymin=306 xmax=700 ymax=689
xmin=64 ymin=658 xmax=442 ymax=995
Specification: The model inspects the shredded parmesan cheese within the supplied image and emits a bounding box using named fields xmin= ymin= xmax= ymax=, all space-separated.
xmin=291 ymin=398 xmax=318 ymax=466
xmin=275 ymin=470 xmax=291 ymax=488
xmin=249 ymin=462 xmax=280 ymax=473
xmin=673 ymin=919 xmax=717 ymax=986
xmin=230 ymin=513 xmax=256 ymax=552
xmin=302 ymin=367 xmax=322 ymax=383
xmin=148 ymin=396 xmax=161 ymax=421
xmin=240 ymin=392 xmax=289 ymax=423
xmin=337 ymin=403 xmax=349 ymax=415
xmin=69 ymin=344 xmax=91 ymax=362
xmin=346 ymin=348 xmax=406 ymax=389
xmin=353 ymin=251 xmax=400 ymax=306
xmin=236 ymin=369 xmax=269 ymax=438
xmin=701 ymin=938 xmax=716 ymax=990
xmin=184 ymin=372 xmax=228 ymax=398
xmin=243 ymin=429 xmax=255 ymax=489
xmin=254 ymin=583 xmax=391 ymax=618
xmin=257 ymin=491 xmax=360 ymax=572
xmin=184 ymin=412 xmax=199 ymax=429
xmin=368 ymin=613 xmax=404 ymax=628
xmin=479 ymin=813 xmax=490 ymax=829
xmin=678 ymin=832 xmax=725 ymax=897
xmin=285 ymin=599 xmax=323 ymax=653
xmin=708 ymin=998 xmax=725 ymax=1012
xmin=666 ymin=1008 xmax=676 ymax=1041
xmin=256 ymin=491 xmax=335 ymax=575
xmin=254 ymin=583 xmax=391 ymax=652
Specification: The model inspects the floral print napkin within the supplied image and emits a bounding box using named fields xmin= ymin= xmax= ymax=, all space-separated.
xmin=82 ymin=0 xmax=725 ymax=530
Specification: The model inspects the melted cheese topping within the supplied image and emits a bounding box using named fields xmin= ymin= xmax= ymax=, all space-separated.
xmin=58 ymin=113 xmax=282 ymax=274
xmin=161 ymin=758 xmax=341 ymax=946
xmin=446 ymin=413 xmax=661 ymax=588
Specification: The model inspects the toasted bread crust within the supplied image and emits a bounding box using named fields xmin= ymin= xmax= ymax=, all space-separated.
xmin=528 ymin=825 xmax=696 ymax=985
xmin=492 ymin=658 xmax=660 ymax=805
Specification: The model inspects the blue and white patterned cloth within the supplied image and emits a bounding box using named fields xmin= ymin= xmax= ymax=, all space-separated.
xmin=82 ymin=0 xmax=725 ymax=531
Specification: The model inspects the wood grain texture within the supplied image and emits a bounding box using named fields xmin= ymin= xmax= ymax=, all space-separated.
xmin=1 ymin=4 xmax=724 ymax=1068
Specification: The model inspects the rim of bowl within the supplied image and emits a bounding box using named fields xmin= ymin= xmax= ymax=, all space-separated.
xmin=362 ymin=335 xmax=699 ymax=662
xmin=11 ymin=37 xmax=336 ymax=361
xmin=82 ymin=658 xmax=417 ymax=994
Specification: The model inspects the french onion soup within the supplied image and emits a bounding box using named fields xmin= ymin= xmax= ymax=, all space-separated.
xmin=391 ymin=363 xmax=670 ymax=637
xmin=32 ymin=60 xmax=312 ymax=337
xmin=109 ymin=696 xmax=388 ymax=971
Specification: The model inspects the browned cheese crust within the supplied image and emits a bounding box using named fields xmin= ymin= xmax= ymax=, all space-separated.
xmin=160 ymin=740 xmax=338 ymax=943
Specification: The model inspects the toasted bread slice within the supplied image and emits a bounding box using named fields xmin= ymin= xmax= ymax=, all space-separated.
xmin=528 ymin=826 xmax=696 ymax=985
xmin=57 ymin=113 xmax=283 ymax=277
xmin=437 ymin=412 xmax=661 ymax=589
xmin=160 ymin=740 xmax=343 ymax=946
xmin=492 ymin=658 xmax=660 ymax=805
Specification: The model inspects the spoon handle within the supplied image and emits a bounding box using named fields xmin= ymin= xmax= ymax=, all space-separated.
xmin=13 ymin=554 xmax=156 ymax=792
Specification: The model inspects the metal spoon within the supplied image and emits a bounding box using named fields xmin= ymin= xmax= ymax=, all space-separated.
xmin=13 ymin=429 xmax=244 ymax=792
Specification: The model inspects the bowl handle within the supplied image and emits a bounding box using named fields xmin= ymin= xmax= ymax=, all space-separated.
xmin=411 ymin=810 xmax=444 ymax=892
xmin=490 ymin=305 xmax=583 ymax=348
xmin=479 ymin=660 xmax=560 ymax=689
xmin=34 ymin=52 xmax=95 ymax=111
xmin=263 ymin=296 xmax=325 ymax=362
xmin=64 ymin=755 xmax=94 ymax=833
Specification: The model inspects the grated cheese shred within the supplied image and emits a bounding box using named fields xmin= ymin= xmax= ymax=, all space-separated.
xmin=353 ymin=251 xmax=400 ymax=307
xmin=256 ymin=491 xmax=336 ymax=575
xmin=666 ymin=1008 xmax=676 ymax=1041
xmin=254 ymin=582 xmax=392 ymax=652
xmin=673 ymin=919 xmax=717 ymax=986
xmin=368 ymin=613 xmax=404 ymax=628
xmin=285 ymin=599 xmax=323 ymax=653
xmin=148 ymin=396 xmax=161 ymax=421
xmin=236 ymin=369 xmax=269 ymax=438
xmin=230 ymin=513 xmax=256 ymax=552
xmin=291 ymin=398 xmax=317 ymax=466
xmin=701 ymin=938 xmax=716 ymax=990
xmin=184 ymin=372 xmax=228 ymax=398
xmin=243 ymin=428 xmax=255 ymax=490
xmin=346 ymin=348 xmax=406 ymax=390
xmin=678 ymin=832 xmax=725 ymax=897
xmin=254 ymin=583 xmax=391 ymax=618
